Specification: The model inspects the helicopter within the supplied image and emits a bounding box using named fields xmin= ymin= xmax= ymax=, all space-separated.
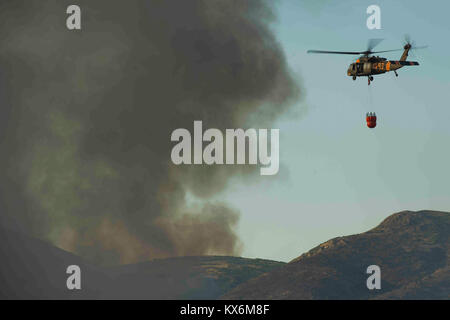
xmin=307 ymin=37 xmax=427 ymax=85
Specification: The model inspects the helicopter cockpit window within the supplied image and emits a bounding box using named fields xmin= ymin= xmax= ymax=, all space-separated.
xmin=352 ymin=64 xmax=355 ymax=71
xmin=356 ymin=63 xmax=363 ymax=72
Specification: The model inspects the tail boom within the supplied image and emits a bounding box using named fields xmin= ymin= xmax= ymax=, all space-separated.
xmin=388 ymin=60 xmax=419 ymax=67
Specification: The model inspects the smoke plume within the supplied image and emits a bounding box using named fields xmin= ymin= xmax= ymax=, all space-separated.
xmin=0 ymin=0 xmax=300 ymax=265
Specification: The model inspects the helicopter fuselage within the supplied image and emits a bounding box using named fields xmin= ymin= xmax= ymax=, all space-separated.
xmin=347 ymin=56 xmax=404 ymax=77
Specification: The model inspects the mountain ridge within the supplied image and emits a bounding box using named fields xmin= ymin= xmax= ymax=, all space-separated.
xmin=1 ymin=210 xmax=448 ymax=299
xmin=222 ymin=210 xmax=449 ymax=299
xmin=0 ymin=224 xmax=284 ymax=299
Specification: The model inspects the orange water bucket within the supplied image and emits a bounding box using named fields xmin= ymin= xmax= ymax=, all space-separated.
xmin=366 ymin=112 xmax=377 ymax=128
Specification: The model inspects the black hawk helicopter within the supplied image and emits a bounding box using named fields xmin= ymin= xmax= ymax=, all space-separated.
xmin=307 ymin=37 xmax=427 ymax=85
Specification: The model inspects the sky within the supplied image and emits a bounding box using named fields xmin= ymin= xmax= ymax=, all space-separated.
xmin=1 ymin=0 xmax=448 ymax=266
xmin=219 ymin=0 xmax=450 ymax=262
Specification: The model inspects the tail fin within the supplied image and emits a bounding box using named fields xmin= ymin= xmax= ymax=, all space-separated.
xmin=400 ymin=43 xmax=411 ymax=61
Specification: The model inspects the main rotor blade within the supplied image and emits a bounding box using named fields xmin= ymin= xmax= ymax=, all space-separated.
xmin=404 ymin=34 xmax=411 ymax=44
xmin=412 ymin=45 xmax=428 ymax=50
xmin=307 ymin=50 xmax=363 ymax=55
xmin=370 ymin=48 xmax=404 ymax=54
xmin=371 ymin=45 xmax=428 ymax=54
xmin=367 ymin=38 xmax=384 ymax=51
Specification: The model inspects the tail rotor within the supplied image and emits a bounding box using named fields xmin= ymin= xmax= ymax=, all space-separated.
xmin=403 ymin=34 xmax=428 ymax=58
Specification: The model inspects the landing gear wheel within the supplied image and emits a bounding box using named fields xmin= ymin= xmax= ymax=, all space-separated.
xmin=352 ymin=76 xmax=356 ymax=81
xmin=369 ymin=76 xmax=374 ymax=81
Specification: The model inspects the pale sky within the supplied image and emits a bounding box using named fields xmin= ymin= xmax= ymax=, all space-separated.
xmin=219 ymin=0 xmax=450 ymax=262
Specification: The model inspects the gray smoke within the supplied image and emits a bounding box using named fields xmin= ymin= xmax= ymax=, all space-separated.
xmin=0 ymin=0 xmax=300 ymax=265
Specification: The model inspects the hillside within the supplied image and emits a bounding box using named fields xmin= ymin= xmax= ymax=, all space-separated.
xmin=222 ymin=210 xmax=450 ymax=299
xmin=0 ymin=226 xmax=109 ymax=299
xmin=0 ymin=226 xmax=283 ymax=299
xmin=1 ymin=210 xmax=448 ymax=299
xmin=105 ymin=256 xmax=284 ymax=299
